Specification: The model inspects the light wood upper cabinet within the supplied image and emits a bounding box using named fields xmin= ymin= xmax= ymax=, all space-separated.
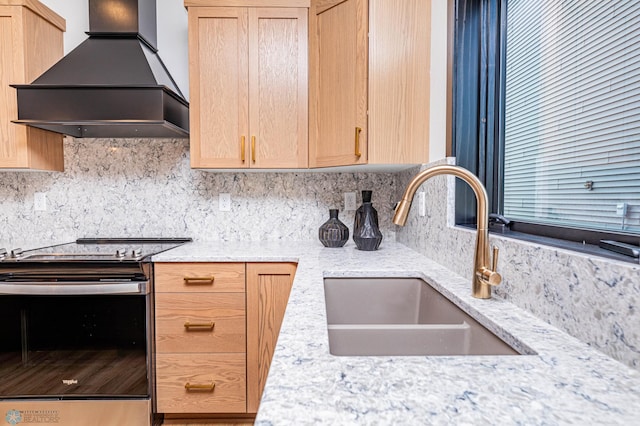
xmin=0 ymin=0 xmax=65 ymax=171
xmin=309 ymin=0 xmax=431 ymax=168
xmin=188 ymin=4 xmax=308 ymax=169
xmin=188 ymin=7 xmax=248 ymax=169
xmin=309 ymin=0 xmax=367 ymax=168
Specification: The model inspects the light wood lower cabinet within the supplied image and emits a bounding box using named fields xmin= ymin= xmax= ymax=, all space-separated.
xmin=156 ymin=353 xmax=247 ymax=414
xmin=154 ymin=262 xmax=245 ymax=293
xmin=246 ymin=262 xmax=296 ymax=413
xmin=154 ymin=262 xmax=296 ymax=417
xmin=156 ymin=293 xmax=246 ymax=354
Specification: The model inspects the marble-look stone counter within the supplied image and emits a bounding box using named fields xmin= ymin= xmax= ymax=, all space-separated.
xmin=153 ymin=241 xmax=640 ymax=425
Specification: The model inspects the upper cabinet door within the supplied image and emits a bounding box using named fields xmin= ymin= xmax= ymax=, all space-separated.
xmin=0 ymin=3 xmax=65 ymax=171
xmin=189 ymin=7 xmax=250 ymax=168
xmin=309 ymin=0 xmax=431 ymax=168
xmin=367 ymin=0 xmax=430 ymax=164
xmin=188 ymin=6 xmax=308 ymax=169
xmin=309 ymin=0 xmax=368 ymax=168
xmin=248 ymin=8 xmax=308 ymax=168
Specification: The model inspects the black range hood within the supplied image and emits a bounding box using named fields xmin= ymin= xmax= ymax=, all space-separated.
xmin=12 ymin=0 xmax=189 ymax=139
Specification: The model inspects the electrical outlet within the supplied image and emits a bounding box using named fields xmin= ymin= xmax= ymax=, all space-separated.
xmin=219 ymin=193 xmax=231 ymax=212
xmin=34 ymin=192 xmax=47 ymax=212
xmin=344 ymin=192 xmax=357 ymax=211
xmin=616 ymin=202 xmax=628 ymax=217
xmin=419 ymin=191 xmax=426 ymax=217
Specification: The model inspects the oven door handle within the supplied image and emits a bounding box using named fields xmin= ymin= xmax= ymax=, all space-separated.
xmin=0 ymin=281 xmax=148 ymax=295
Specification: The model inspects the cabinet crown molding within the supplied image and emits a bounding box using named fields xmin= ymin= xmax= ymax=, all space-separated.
xmin=185 ymin=0 xmax=310 ymax=8
xmin=1 ymin=0 xmax=65 ymax=30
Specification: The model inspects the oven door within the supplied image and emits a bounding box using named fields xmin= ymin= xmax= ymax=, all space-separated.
xmin=0 ymin=283 xmax=150 ymax=399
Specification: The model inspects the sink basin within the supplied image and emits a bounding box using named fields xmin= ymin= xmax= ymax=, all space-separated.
xmin=324 ymin=277 xmax=526 ymax=356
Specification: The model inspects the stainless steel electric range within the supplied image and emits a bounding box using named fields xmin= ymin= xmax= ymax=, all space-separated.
xmin=0 ymin=238 xmax=191 ymax=426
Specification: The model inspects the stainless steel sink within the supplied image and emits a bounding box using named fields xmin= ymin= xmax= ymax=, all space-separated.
xmin=324 ymin=277 xmax=527 ymax=356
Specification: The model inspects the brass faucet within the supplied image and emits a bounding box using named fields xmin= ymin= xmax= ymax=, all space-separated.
xmin=393 ymin=165 xmax=501 ymax=299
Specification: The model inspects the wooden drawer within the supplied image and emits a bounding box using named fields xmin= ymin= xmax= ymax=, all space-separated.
xmin=155 ymin=263 xmax=245 ymax=293
xmin=156 ymin=353 xmax=246 ymax=414
xmin=156 ymin=293 xmax=246 ymax=353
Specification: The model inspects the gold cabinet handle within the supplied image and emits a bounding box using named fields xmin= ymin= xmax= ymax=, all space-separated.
xmin=185 ymin=382 xmax=215 ymax=392
xmin=183 ymin=276 xmax=215 ymax=285
xmin=241 ymin=136 xmax=246 ymax=162
xmin=355 ymin=127 xmax=362 ymax=157
xmin=184 ymin=321 xmax=215 ymax=331
xmin=251 ymin=136 xmax=256 ymax=163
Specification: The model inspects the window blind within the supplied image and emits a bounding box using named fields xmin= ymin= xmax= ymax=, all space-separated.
xmin=503 ymin=0 xmax=640 ymax=234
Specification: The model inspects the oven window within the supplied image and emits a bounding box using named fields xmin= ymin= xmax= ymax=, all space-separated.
xmin=0 ymin=295 xmax=148 ymax=398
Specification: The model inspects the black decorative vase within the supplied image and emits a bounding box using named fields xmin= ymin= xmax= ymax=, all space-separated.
xmin=319 ymin=209 xmax=349 ymax=248
xmin=353 ymin=190 xmax=383 ymax=251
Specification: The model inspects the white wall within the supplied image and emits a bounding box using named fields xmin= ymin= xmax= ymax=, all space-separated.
xmin=429 ymin=0 xmax=448 ymax=161
xmin=39 ymin=0 xmax=190 ymax=100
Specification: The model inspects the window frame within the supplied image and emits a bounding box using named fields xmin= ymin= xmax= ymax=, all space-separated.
xmin=451 ymin=0 xmax=640 ymax=263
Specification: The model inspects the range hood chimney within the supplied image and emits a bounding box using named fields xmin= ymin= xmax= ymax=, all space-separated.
xmin=12 ymin=0 xmax=189 ymax=138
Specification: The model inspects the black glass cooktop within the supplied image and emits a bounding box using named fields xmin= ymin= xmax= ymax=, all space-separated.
xmin=1 ymin=238 xmax=192 ymax=263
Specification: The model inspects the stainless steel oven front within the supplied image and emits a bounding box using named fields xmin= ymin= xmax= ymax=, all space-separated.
xmin=0 ymin=277 xmax=155 ymax=426
xmin=0 ymin=238 xmax=193 ymax=426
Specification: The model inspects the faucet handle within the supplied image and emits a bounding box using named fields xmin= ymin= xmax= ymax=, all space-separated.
xmin=492 ymin=246 xmax=499 ymax=272
xmin=477 ymin=246 xmax=502 ymax=286
xmin=479 ymin=268 xmax=502 ymax=286
xmin=488 ymin=246 xmax=502 ymax=286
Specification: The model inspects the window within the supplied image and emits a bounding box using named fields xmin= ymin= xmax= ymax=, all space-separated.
xmin=504 ymin=0 xmax=640 ymax=235
xmin=452 ymin=0 xmax=640 ymax=258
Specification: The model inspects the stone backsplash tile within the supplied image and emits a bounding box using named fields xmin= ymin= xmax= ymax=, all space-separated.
xmin=0 ymin=137 xmax=397 ymax=245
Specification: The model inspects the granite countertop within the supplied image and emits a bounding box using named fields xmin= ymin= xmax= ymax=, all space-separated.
xmin=153 ymin=240 xmax=640 ymax=425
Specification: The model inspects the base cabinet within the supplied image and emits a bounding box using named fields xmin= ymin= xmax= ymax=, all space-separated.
xmin=156 ymin=353 xmax=247 ymax=414
xmin=246 ymin=262 xmax=297 ymax=413
xmin=154 ymin=261 xmax=296 ymax=418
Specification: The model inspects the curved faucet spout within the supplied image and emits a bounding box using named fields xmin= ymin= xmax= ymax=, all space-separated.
xmin=393 ymin=165 xmax=501 ymax=299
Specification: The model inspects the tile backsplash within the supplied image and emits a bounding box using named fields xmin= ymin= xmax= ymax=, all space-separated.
xmin=1 ymin=138 xmax=638 ymax=371
xmin=0 ymin=138 xmax=397 ymax=245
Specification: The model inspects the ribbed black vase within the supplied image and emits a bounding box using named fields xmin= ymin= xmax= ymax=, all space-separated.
xmin=353 ymin=190 xmax=383 ymax=251
xmin=319 ymin=209 xmax=349 ymax=247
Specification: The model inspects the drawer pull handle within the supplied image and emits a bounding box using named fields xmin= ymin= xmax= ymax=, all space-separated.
xmin=183 ymin=276 xmax=215 ymax=285
xmin=241 ymin=136 xmax=246 ymax=162
xmin=184 ymin=321 xmax=215 ymax=331
xmin=185 ymin=381 xmax=215 ymax=392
